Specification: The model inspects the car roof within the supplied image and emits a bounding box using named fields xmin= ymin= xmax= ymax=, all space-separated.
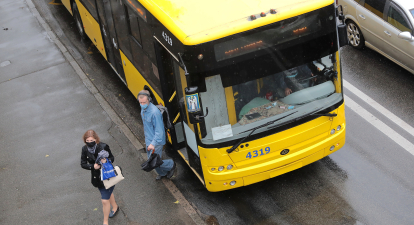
xmin=137 ymin=0 xmax=333 ymax=45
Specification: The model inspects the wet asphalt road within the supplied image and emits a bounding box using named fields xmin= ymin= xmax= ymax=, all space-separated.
xmin=33 ymin=1 xmax=414 ymax=224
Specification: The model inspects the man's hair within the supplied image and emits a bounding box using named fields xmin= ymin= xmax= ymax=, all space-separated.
xmin=138 ymin=90 xmax=151 ymax=100
xmin=83 ymin=130 xmax=100 ymax=144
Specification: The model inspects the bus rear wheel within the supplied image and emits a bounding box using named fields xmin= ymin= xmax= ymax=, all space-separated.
xmin=72 ymin=2 xmax=86 ymax=39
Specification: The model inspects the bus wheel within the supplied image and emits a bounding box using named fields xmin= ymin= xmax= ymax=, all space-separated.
xmin=346 ymin=21 xmax=364 ymax=49
xmin=72 ymin=2 xmax=86 ymax=39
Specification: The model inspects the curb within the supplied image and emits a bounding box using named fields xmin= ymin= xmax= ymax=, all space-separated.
xmin=25 ymin=1 xmax=206 ymax=224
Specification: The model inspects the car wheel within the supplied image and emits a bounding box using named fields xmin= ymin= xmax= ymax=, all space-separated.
xmin=346 ymin=21 xmax=364 ymax=49
xmin=72 ymin=2 xmax=86 ymax=39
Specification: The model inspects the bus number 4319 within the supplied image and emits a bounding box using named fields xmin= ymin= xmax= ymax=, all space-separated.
xmin=246 ymin=147 xmax=270 ymax=159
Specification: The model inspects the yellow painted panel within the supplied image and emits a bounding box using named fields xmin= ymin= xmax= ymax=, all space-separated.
xmin=75 ymin=0 xmax=107 ymax=60
xmin=199 ymin=101 xmax=346 ymax=191
xmin=138 ymin=0 xmax=333 ymax=45
xmin=119 ymin=50 xmax=164 ymax=106
xmin=62 ymin=0 xmax=72 ymax=15
xmin=334 ymin=51 xmax=342 ymax=93
xmin=224 ymin=87 xmax=237 ymax=125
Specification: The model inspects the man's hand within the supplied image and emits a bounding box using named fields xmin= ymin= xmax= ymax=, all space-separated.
xmin=311 ymin=73 xmax=317 ymax=82
xmin=94 ymin=163 xmax=101 ymax=170
xmin=147 ymin=144 xmax=155 ymax=153
xmin=285 ymin=87 xmax=292 ymax=96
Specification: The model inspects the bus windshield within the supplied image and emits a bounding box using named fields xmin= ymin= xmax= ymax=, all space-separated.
xmin=197 ymin=6 xmax=342 ymax=145
xmin=199 ymin=54 xmax=342 ymax=145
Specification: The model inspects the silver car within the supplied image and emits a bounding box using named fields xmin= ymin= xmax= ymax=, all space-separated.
xmin=338 ymin=0 xmax=414 ymax=74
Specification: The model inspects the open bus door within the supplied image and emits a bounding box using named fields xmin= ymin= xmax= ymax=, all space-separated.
xmin=154 ymin=41 xmax=205 ymax=182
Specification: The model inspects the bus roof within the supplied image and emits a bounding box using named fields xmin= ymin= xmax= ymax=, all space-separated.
xmin=137 ymin=0 xmax=334 ymax=45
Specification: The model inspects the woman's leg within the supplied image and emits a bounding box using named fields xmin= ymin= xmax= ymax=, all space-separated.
xmin=102 ymin=199 xmax=110 ymax=224
xmin=109 ymin=193 xmax=118 ymax=212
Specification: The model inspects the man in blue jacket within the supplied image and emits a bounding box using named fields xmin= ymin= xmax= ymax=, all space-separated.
xmin=138 ymin=90 xmax=176 ymax=180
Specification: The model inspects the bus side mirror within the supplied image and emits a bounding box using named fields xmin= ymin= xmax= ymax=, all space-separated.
xmin=185 ymin=86 xmax=208 ymax=124
xmin=338 ymin=24 xmax=348 ymax=47
xmin=336 ymin=5 xmax=349 ymax=47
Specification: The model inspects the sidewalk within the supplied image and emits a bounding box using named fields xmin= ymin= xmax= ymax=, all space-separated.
xmin=0 ymin=0 xmax=201 ymax=224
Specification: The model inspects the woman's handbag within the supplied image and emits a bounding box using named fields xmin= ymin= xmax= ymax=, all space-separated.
xmin=100 ymin=159 xmax=117 ymax=181
xmin=103 ymin=166 xmax=124 ymax=189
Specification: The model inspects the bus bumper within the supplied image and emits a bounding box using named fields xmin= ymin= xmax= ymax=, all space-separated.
xmin=204 ymin=127 xmax=346 ymax=192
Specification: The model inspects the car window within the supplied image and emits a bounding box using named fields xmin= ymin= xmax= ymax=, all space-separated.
xmin=364 ymin=0 xmax=386 ymax=18
xmin=387 ymin=6 xmax=411 ymax=32
xmin=410 ymin=9 xmax=414 ymax=19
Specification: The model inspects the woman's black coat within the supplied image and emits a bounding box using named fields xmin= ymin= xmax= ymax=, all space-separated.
xmin=80 ymin=142 xmax=114 ymax=188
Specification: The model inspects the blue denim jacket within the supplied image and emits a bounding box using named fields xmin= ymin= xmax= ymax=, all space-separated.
xmin=141 ymin=102 xmax=166 ymax=147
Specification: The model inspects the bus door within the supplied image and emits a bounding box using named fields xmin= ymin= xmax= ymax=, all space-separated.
xmin=154 ymin=42 xmax=204 ymax=179
xmin=95 ymin=0 xmax=126 ymax=81
xmin=154 ymin=41 xmax=185 ymax=150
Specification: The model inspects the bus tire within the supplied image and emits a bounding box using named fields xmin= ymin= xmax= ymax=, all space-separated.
xmin=346 ymin=20 xmax=364 ymax=49
xmin=72 ymin=2 xmax=86 ymax=40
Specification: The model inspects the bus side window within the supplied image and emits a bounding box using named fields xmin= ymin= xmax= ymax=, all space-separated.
xmin=124 ymin=5 xmax=163 ymax=97
xmin=125 ymin=6 xmax=142 ymax=45
xmin=140 ymin=20 xmax=157 ymax=64
xmin=111 ymin=0 xmax=132 ymax=60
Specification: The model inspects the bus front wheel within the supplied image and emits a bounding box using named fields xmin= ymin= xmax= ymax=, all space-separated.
xmin=72 ymin=2 xmax=86 ymax=40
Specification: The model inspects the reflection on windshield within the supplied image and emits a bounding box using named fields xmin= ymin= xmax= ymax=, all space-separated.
xmin=199 ymin=54 xmax=341 ymax=144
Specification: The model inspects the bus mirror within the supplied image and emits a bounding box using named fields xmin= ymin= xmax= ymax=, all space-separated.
xmin=336 ymin=5 xmax=348 ymax=47
xmin=185 ymin=86 xmax=207 ymax=124
xmin=338 ymin=24 xmax=349 ymax=47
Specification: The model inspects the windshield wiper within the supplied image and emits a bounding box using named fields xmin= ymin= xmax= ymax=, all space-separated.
xmin=227 ymin=111 xmax=297 ymax=154
xmin=266 ymin=105 xmax=327 ymax=130
xmin=312 ymin=113 xmax=337 ymax=117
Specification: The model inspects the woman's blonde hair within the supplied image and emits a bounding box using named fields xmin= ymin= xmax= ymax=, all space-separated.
xmin=83 ymin=130 xmax=100 ymax=144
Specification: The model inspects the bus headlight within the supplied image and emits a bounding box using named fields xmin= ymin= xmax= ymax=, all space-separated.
xmin=330 ymin=145 xmax=335 ymax=151
xmin=230 ymin=181 xmax=236 ymax=186
xmin=211 ymin=168 xmax=215 ymax=171
xmin=330 ymin=129 xmax=335 ymax=135
xmin=227 ymin=165 xmax=233 ymax=170
xmin=337 ymin=125 xmax=341 ymax=131
xmin=218 ymin=166 xmax=224 ymax=171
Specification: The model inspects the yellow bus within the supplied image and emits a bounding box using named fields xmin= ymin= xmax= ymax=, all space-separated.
xmin=63 ymin=0 xmax=347 ymax=192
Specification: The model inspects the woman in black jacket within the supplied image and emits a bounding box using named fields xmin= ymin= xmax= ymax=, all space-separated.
xmin=81 ymin=130 xmax=119 ymax=225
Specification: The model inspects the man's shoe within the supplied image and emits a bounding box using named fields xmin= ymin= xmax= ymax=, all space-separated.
xmin=109 ymin=206 xmax=119 ymax=218
xmin=166 ymin=162 xmax=177 ymax=179
xmin=156 ymin=174 xmax=164 ymax=180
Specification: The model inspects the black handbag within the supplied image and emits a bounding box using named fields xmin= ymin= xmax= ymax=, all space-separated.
xmin=141 ymin=153 xmax=164 ymax=172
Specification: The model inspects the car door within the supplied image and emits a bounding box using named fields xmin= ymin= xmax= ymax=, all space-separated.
xmin=356 ymin=0 xmax=387 ymax=48
xmin=382 ymin=2 xmax=414 ymax=71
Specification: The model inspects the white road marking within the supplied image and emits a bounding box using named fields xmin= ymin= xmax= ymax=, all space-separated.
xmin=344 ymin=79 xmax=414 ymax=138
xmin=345 ymin=95 xmax=414 ymax=156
